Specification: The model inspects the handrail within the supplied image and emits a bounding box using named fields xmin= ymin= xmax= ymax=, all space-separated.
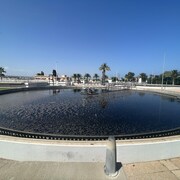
xmin=0 ymin=126 xmax=179 ymax=141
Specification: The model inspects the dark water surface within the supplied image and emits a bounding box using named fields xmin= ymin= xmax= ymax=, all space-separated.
xmin=0 ymin=89 xmax=180 ymax=136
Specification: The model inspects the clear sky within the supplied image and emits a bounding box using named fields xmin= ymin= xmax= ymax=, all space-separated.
xmin=0 ymin=0 xmax=180 ymax=77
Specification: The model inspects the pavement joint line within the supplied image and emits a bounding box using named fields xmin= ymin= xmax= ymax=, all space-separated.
xmin=171 ymin=170 xmax=180 ymax=178
xmin=160 ymin=160 xmax=179 ymax=171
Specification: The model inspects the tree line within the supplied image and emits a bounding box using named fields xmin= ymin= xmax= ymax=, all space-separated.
xmin=71 ymin=67 xmax=180 ymax=85
xmin=122 ymin=70 xmax=180 ymax=85
xmin=1 ymin=65 xmax=180 ymax=85
xmin=72 ymin=63 xmax=110 ymax=85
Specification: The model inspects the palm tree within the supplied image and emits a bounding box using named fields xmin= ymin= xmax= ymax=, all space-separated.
xmin=153 ymin=75 xmax=160 ymax=84
xmin=111 ymin=76 xmax=118 ymax=82
xmin=93 ymin=73 xmax=99 ymax=82
xmin=148 ymin=74 xmax=154 ymax=84
xmin=84 ymin=73 xmax=91 ymax=83
xmin=41 ymin=71 xmax=44 ymax=76
xmin=72 ymin=74 xmax=77 ymax=82
xmin=77 ymin=73 xmax=82 ymax=84
xmin=125 ymin=72 xmax=135 ymax=81
xmin=171 ymin=70 xmax=178 ymax=85
xmin=52 ymin=69 xmax=57 ymax=77
xmin=99 ymin=63 xmax=110 ymax=85
xmin=139 ymin=73 xmax=148 ymax=82
xmin=37 ymin=71 xmax=44 ymax=76
xmin=0 ymin=67 xmax=6 ymax=80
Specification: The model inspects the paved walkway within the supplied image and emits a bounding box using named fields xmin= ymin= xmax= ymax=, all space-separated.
xmin=124 ymin=157 xmax=180 ymax=180
xmin=0 ymin=157 xmax=179 ymax=180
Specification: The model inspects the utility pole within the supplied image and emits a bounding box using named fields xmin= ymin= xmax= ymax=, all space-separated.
xmin=161 ymin=53 xmax=166 ymax=90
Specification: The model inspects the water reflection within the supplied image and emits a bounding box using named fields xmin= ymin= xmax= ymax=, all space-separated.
xmin=161 ymin=95 xmax=175 ymax=102
xmin=53 ymin=89 xmax=60 ymax=95
xmin=73 ymin=89 xmax=82 ymax=93
xmin=99 ymin=96 xmax=108 ymax=109
xmin=138 ymin=92 xmax=145 ymax=96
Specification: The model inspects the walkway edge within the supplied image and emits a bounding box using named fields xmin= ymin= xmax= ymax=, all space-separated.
xmin=0 ymin=135 xmax=179 ymax=163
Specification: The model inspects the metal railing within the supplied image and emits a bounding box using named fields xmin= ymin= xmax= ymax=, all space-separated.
xmin=0 ymin=126 xmax=179 ymax=141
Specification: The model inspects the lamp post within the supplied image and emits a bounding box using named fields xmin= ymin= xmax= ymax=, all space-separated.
xmin=161 ymin=53 xmax=166 ymax=90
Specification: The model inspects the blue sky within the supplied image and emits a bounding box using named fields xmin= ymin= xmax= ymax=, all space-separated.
xmin=0 ymin=0 xmax=180 ymax=77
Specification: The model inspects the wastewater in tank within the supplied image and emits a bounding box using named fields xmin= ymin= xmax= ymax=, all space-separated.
xmin=0 ymin=89 xmax=180 ymax=136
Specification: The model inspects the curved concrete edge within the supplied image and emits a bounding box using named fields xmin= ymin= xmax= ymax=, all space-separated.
xmin=117 ymin=138 xmax=180 ymax=164
xmin=0 ymin=135 xmax=106 ymax=162
xmin=132 ymin=86 xmax=180 ymax=97
xmin=0 ymin=86 xmax=72 ymax=95
xmin=0 ymin=135 xmax=179 ymax=163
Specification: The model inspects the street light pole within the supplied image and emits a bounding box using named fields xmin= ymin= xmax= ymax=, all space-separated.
xmin=161 ymin=53 xmax=166 ymax=90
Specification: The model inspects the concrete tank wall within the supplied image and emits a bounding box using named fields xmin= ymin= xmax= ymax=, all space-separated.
xmin=0 ymin=135 xmax=179 ymax=164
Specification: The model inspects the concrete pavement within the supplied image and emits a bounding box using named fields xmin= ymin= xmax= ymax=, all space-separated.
xmin=124 ymin=157 xmax=180 ymax=180
xmin=0 ymin=159 xmax=127 ymax=180
xmin=0 ymin=157 xmax=180 ymax=180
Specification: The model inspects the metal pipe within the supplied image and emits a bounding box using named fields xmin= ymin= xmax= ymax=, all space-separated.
xmin=104 ymin=136 xmax=118 ymax=177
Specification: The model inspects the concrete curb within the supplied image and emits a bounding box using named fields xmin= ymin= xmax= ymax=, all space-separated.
xmin=0 ymin=135 xmax=179 ymax=163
